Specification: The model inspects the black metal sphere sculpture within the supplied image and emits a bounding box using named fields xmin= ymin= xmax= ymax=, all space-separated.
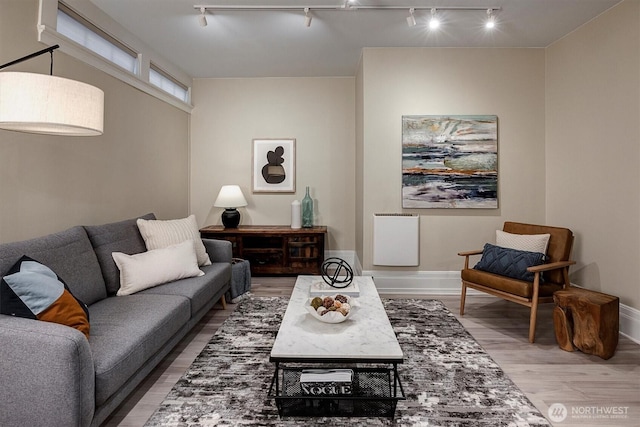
xmin=321 ymin=257 xmax=354 ymax=289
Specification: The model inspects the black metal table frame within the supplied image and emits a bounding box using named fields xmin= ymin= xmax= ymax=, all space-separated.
xmin=268 ymin=356 xmax=405 ymax=418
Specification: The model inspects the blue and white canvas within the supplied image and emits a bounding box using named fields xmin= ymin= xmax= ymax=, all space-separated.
xmin=402 ymin=115 xmax=498 ymax=209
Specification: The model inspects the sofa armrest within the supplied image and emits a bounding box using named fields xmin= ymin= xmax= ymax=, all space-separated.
xmin=202 ymin=238 xmax=232 ymax=263
xmin=0 ymin=315 xmax=95 ymax=427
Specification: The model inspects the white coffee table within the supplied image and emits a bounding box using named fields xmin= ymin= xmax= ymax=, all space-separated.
xmin=269 ymin=275 xmax=405 ymax=417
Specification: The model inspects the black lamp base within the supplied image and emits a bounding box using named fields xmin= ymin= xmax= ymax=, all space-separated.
xmin=221 ymin=208 xmax=241 ymax=228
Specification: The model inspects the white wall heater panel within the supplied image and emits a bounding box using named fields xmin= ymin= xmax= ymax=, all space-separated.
xmin=373 ymin=214 xmax=419 ymax=266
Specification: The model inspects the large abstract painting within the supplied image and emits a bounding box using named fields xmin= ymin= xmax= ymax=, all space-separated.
xmin=402 ymin=115 xmax=498 ymax=209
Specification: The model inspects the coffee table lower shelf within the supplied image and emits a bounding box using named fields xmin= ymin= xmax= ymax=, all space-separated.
xmin=268 ymin=364 xmax=405 ymax=418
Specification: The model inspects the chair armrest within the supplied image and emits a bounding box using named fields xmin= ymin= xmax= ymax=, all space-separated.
xmin=0 ymin=315 xmax=95 ymax=427
xmin=458 ymin=249 xmax=484 ymax=269
xmin=458 ymin=249 xmax=484 ymax=257
xmin=202 ymin=238 xmax=233 ymax=263
xmin=527 ymin=260 xmax=576 ymax=273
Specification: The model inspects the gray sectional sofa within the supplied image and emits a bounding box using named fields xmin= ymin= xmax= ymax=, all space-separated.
xmin=0 ymin=213 xmax=232 ymax=427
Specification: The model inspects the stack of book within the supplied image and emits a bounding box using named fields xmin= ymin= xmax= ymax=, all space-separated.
xmin=299 ymin=369 xmax=353 ymax=396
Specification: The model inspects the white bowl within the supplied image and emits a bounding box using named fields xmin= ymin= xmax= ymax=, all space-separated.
xmin=306 ymin=294 xmax=357 ymax=324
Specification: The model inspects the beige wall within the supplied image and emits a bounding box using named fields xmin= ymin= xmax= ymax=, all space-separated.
xmin=359 ymin=48 xmax=547 ymax=272
xmin=0 ymin=0 xmax=190 ymax=243
xmin=546 ymin=0 xmax=640 ymax=308
xmin=189 ymin=77 xmax=356 ymax=251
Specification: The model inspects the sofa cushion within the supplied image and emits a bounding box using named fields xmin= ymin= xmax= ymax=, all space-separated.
xmin=88 ymin=294 xmax=190 ymax=406
xmin=0 ymin=226 xmax=107 ymax=305
xmin=496 ymin=230 xmax=550 ymax=254
xmin=84 ymin=213 xmax=156 ymax=296
xmin=112 ymin=241 xmax=204 ymax=296
xmin=140 ymin=262 xmax=231 ymax=316
xmin=1 ymin=256 xmax=90 ymax=338
xmin=474 ymin=243 xmax=546 ymax=282
xmin=137 ymin=215 xmax=212 ymax=266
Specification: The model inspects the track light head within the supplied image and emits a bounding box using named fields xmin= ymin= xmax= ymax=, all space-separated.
xmin=341 ymin=0 xmax=353 ymax=9
xmin=429 ymin=8 xmax=439 ymax=30
xmin=304 ymin=7 xmax=312 ymax=27
xmin=485 ymin=9 xmax=495 ymax=29
xmin=406 ymin=8 xmax=416 ymax=27
xmin=198 ymin=7 xmax=207 ymax=27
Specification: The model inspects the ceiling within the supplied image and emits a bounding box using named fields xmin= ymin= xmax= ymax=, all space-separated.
xmin=89 ymin=0 xmax=622 ymax=79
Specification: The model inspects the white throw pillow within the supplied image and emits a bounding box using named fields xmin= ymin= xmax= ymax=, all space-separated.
xmin=137 ymin=215 xmax=211 ymax=266
xmin=112 ymin=241 xmax=204 ymax=296
xmin=496 ymin=230 xmax=550 ymax=254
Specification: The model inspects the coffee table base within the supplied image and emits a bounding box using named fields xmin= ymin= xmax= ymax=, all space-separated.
xmin=268 ymin=362 xmax=405 ymax=418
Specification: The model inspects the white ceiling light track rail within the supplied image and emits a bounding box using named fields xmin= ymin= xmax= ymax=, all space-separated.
xmin=193 ymin=3 xmax=501 ymax=29
xmin=193 ymin=5 xmax=500 ymax=12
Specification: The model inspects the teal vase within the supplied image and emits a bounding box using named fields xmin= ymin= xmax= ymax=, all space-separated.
xmin=301 ymin=186 xmax=313 ymax=228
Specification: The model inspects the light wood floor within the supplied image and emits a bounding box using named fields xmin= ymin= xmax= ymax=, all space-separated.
xmin=103 ymin=277 xmax=640 ymax=427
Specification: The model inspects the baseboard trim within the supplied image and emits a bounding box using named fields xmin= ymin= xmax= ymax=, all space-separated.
xmin=620 ymin=304 xmax=640 ymax=344
xmin=361 ymin=269 xmax=640 ymax=345
xmin=362 ymin=270 xmax=463 ymax=295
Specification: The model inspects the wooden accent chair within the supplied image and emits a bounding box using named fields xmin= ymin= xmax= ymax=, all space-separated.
xmin=458 ymin=222 xmax=575 ymax=343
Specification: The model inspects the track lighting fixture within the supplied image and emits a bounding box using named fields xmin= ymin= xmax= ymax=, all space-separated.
xmin=485 ymin=9 xmax=495 ymax=29
xmin=192 ymin=4 xmax=502 ymax=31
xmin=198 ymin=7 xmax=207 ymax=27
xmin=429 ymin=8 xmax=439 ymax=30
xmin=304 ymin=7 xmax=312 ymax=27
xmin=406 ymin=8 xmax=416 ymax=27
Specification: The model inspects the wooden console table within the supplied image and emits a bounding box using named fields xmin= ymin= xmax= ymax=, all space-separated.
xmin=200 ymin=225 xmax=326 ymax=276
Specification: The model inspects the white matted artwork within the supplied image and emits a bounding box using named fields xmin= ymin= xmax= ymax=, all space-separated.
xmin=252 ymin=138 xmax=296 ymax=193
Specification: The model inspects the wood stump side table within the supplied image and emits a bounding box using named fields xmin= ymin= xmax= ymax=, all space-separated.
xmin=553 ymin=287 xmax=619 ymax=360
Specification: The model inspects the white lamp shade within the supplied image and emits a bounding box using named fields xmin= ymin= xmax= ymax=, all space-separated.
xmin=214 ymin=185 xmax=248 ymax=208
xmin=0 ymin=72 xmax=104 ymax=136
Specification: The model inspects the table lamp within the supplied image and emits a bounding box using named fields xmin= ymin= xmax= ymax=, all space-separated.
xmin=214 ymin=185 xmax=248 ymax=228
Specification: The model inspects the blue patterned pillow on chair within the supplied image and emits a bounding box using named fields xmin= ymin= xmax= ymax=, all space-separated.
xmin=474 ymin=243 xmax=547 ymax=282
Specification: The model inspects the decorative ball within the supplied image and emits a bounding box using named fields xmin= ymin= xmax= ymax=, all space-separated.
xmin=316 ymin=306 xmax=327 ymax=315
xmin=310 ymin=296 xmax=323 ymax=310
xmin=335 ymin=294 xmax=348 ymax=304
xmin=321 ymin=257 xmax=354 ymax=289
xmin=323 ymin=296 xmax=334 ymax=309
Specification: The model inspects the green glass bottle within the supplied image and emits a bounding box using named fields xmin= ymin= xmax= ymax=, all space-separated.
xmin=301 ymin=186 xmax=313 ymax=228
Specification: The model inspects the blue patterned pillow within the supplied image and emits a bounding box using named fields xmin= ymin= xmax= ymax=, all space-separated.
xmin=474 ymin=243 xmax=546 ymax=282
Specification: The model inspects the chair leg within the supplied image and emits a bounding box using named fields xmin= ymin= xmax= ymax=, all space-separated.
xmin=460 ymin=282 xmax=467 ymax=316
xmin=529 ymin=273 xmax=541 ymax=343
xmin=528 ymin=302 xmax=538 ymax=343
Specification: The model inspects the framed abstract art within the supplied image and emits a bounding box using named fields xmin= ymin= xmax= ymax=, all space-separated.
xmin=402 ymin=115 xmax=498 ymax=209
xmin=252 ymin=138 xmax=296 ymax=193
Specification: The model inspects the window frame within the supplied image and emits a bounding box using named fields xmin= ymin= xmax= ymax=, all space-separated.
xmin=38 ymin=0 xmax=193 ymax=112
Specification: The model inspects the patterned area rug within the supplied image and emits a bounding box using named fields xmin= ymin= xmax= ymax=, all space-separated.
xmin=145 ymin=297 xmax=550 ymax=426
